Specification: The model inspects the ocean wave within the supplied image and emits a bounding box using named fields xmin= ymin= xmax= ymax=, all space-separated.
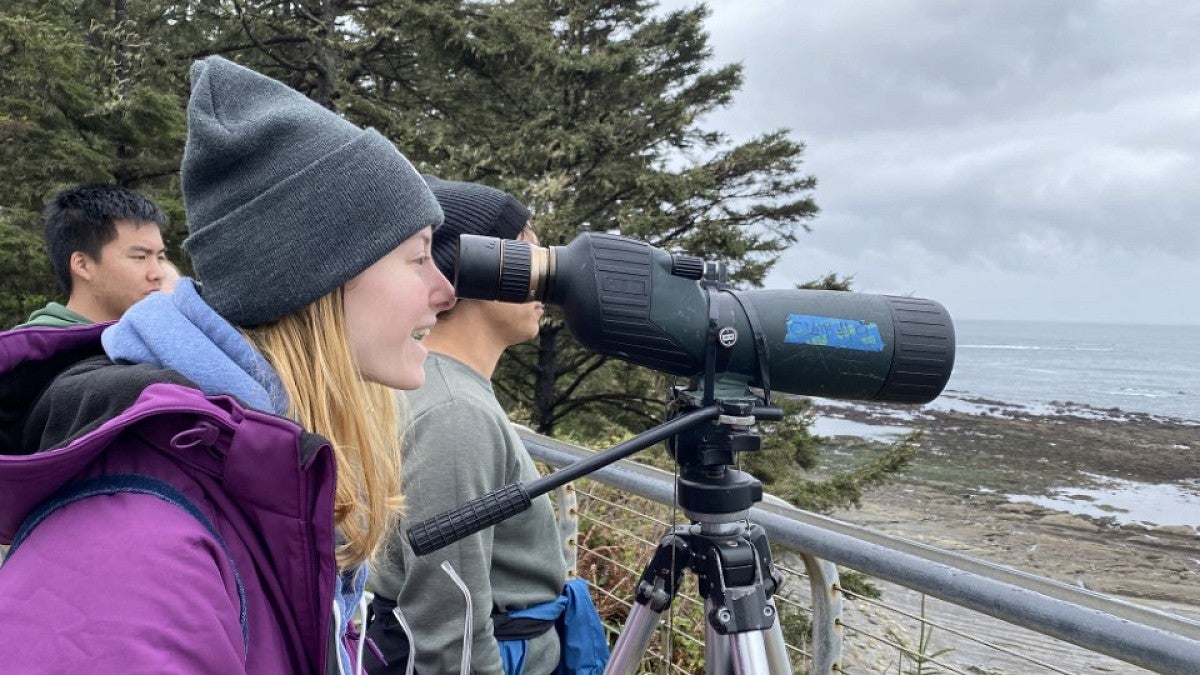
xmin=1107 ymin=388 xmax=1185 ymax=399
xmin=960 ymin=344 xmax=1114 ymax=352
xmin=925 ymin=392 xmax=1200 ymax=424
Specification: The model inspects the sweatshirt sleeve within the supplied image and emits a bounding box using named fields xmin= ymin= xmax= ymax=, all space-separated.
xmin=379 ymin=398 xmax=513 ymax=675
xmin=0 ymin=492 xmax=247 ymax=674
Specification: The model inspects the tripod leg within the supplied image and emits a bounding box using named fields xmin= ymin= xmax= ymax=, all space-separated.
xmin=692 ymin=520 xmax=793 ymax=675
xmin=605 ymin=529 xmax=691 ymax=675
xmin=605 ymin=601 xmax=662 ymax=675
xmin=707 ymin=608 xmax=793 ymax=675
xmin=729 ymin=631 xmax=774 ymax=675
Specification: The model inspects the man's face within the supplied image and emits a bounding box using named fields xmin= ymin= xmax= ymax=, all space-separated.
xmin=76 ymin=220 xmax=167 ymax=321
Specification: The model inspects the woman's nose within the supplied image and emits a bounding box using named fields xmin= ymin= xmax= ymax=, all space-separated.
xmin=431 ymin=266 xmax=456 ymax=312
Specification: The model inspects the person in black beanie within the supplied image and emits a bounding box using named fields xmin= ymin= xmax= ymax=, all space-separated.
xmin=367 ymin=178 xmax=608 ymax=675
xmin=423 ymin=175 xmax=531 ymax=281
xmin=0 ymin=55 xmax=455 ymax=675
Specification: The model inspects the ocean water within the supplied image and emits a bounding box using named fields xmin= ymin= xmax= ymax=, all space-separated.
xmin=944 ymin=320 xmax=1200 ymax=422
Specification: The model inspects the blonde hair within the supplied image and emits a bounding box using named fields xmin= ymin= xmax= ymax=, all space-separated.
xmin=244 ymin=289 xmax=403 ymax=570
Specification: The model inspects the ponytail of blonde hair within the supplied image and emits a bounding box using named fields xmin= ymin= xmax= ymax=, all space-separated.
xmin=244 ymin=289 xmax=403 ymax=570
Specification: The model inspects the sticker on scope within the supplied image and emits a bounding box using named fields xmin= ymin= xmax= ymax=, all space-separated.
xmin=784 ymin=315 xmax=884 ymax=352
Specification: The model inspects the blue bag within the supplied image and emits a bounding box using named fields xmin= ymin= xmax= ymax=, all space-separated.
xmin=497 ymin=578 xmax=609 ymax=675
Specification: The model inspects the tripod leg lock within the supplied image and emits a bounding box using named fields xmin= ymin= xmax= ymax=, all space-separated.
xmin=708 ymin=586 xmax=776 ymax=635
xmin=633 ymin=528 xmax=692 ymax=612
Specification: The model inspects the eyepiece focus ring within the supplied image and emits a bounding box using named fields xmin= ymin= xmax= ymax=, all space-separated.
xmin=497 ymin=240 xmax=532 ymax=303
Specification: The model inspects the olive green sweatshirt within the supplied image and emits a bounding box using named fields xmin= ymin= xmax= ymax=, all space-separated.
xmin=14 ymin=302 xmax=92 ymax=329
xmin=373 ymin=353 xmax=567 ymax=675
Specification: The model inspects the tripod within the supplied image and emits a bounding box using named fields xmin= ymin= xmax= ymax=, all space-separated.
xmin=603 ymin=389 xmax=793 ymax=675
xmin=407 ymin=392 xmax=794 ymax=675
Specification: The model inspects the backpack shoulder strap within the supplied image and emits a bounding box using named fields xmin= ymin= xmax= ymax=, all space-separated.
xmin=8 ymin=473 xmax=249 ymax=652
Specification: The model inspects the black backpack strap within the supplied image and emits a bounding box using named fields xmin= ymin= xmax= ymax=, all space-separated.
xmin=491 ymin=611 xmax=557 ymax=641
xmin=8 ymin=473 xmax=249 ymax=653
xmin=364 ymin=595 xmax=416 ymax=674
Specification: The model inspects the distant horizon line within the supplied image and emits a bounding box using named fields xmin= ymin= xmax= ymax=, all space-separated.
xmin=954 ymin=317 xmax=1200 ymax=328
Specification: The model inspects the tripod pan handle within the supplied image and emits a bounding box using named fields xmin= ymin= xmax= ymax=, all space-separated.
xmin=407 ymin=482 xmax=532 ymax=555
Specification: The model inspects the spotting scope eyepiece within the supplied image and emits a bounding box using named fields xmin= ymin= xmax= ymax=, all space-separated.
xmin=455 ymin=232 xmax=955 ymax=403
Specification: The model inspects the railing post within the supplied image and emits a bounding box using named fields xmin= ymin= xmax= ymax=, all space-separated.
xmin=556 ymin=482 xmax=579 ymax=577
xmin=802 ymin=553 xmax=844 ymax=674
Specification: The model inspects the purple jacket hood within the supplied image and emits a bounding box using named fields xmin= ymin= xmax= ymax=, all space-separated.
xmin=0 ymin=323 xmax=340 ymax=674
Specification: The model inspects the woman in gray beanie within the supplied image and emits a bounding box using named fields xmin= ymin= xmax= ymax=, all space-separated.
xmin=0 ymin=56 xmax=453 ymax=675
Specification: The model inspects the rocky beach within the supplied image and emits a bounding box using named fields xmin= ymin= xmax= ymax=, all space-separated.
xmin=806 ymin=393 xmax=1200 ymax=671
xmin=814 ymin=393 xmax=1200 ymax=603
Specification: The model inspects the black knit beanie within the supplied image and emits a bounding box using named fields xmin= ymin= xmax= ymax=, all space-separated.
xmin=424 ymin=176 xmax=531 ymax=281
xmin=181 ymin=56 xmax=443 ymax=326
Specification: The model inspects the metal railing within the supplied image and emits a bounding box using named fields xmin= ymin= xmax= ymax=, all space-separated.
xmin=521 ymin=428 xmax=1200 ymax=674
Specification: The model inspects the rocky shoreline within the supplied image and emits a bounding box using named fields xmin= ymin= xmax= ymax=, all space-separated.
xmin=811 ymin=394 xmax=1200 ymax=606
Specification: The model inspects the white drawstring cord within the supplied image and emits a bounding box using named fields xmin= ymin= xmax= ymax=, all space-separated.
xmin=440 ymin=561 xmax=474 ymax=675
xmin=355 ymin=591 xmax=369 ymax=674
xmin=389 ymin=605 xmax=417 ymax=675
xmin=332 ymin=600 xmax=347 ymax=675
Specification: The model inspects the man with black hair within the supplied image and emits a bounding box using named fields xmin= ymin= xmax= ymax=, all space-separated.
xmin=368 ymin=178 xmax=607 ymax=675
xmin=15 ymin=184 xmax=169 ymax=328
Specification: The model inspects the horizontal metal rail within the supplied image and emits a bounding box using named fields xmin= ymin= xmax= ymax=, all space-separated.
xmin=521 ymin=428 xmax=1200 ymax=675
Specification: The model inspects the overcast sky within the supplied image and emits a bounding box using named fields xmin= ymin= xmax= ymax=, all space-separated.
xmin=678 ymin=1 xmax=1199 ymax=325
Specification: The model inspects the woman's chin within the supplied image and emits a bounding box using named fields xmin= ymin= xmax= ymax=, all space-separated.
xmin=364 ymin=343 xmax=428 ymax=390
xmin=386 ymin=369 xmax=425 ymax=391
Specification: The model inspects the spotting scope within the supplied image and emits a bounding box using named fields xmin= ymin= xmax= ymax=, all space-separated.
xmin=455 ymin=232 xmax=954 ymax=403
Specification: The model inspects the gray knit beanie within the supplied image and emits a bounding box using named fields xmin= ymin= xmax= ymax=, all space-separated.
xmin=424 ymin=176 xmax=531 ymax=280
xmin=181 ymin=56 xmax=442 ymax=326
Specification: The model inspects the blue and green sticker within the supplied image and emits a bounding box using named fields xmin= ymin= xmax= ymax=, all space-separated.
xmin=784 ymin=314 xmax=884 ymax=352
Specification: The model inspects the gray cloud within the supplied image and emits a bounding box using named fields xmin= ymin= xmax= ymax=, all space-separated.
xmin=679 ymin=0 xmax=1200 ymax=323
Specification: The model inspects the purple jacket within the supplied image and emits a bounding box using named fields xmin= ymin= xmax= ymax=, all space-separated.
xmin=0 ymin=323 xmax=344 ymax=674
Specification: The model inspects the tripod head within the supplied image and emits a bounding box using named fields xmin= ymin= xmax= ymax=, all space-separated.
xmin=665 ymin=387 xmax=781 ymax=519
